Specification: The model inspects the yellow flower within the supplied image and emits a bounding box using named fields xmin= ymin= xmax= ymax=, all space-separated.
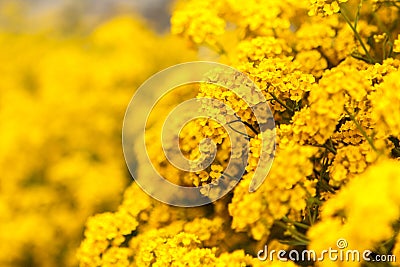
xmin=308 ymin=0 xmax=348 ymax=17
xmin=309 ymin=159 xmax=400 ymax=265
xmin=394 ymin=34 xmax=400 ymax=53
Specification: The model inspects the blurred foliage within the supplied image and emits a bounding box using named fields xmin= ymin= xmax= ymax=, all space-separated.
xmin=0 ymin=5 xmax=195 ymax=267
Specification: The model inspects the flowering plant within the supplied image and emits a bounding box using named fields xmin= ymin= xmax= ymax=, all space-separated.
xmin=78 ymin=0 xmax=400 ymax=266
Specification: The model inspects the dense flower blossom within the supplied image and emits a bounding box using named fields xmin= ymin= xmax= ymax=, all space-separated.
xmin=5 ymin=0 xmax=400 ymax=266
xmin=78 ymin=0 xmax=400 ymax=266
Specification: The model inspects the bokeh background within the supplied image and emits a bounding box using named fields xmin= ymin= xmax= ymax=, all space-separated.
xmin=0 ymin=0 xmax=194 ymax=266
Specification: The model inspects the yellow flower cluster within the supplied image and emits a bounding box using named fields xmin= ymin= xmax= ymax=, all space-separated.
xmin=328 ymin=141 xmax=376 ymax=186
xmin=280 ymin=58 xmax=372 ymax=146
xmin=171 ymin=1 xmax=226 ymax=48
xmin=308 ymin=159 xmax=400 ymax=266
xmin=395 ymin=35 xmax=400 ymax=53
xmin=371 ymin=70 xmax=400 ymax=136
xmin=78 ymin=0 xmax=400 ymax=266
xmin=79 ymin=183 xmax=274 ymax=267
xmin=229 ymin=144 xmax=317 ymax=241
xmin=308 ymin=0 xmax=348 ymax=17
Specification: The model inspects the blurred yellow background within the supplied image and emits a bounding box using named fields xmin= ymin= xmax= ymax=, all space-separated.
xmin=0 ymin=0 xmax=194 ymax=266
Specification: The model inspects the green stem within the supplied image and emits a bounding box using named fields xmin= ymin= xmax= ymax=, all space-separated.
xmin=282 ymin=216 xmax=310 ymax=230
xmin=315 ymin=143 xmax=337 ymax=154
xmin=328 ymin=138 xmax=336 ymax=154
xmin=351 ymin=52 xmax=373 ymax=63
xmin=308 ymin=210 xmax=314 ymax=226
xmin=227 ymin=123 xmax=251 ymax=139
xmin=214 ymin=42 xmax=227 ymax=55
xmin=344 ymin=106 xmax=377 ymax=151
xmin=275 ymin=221 xmax=310 ymax=245
xmin=312 ymin=207 xmax=317 ymax=225
xmin=227 ymin=119 xmax=259 ymax=135
xmin=269 ymin=92 xmax=294 ymax=113
xmin=354 ymin=0 xmax=363 ymax=29
xmin=340 ymin=5 xmax=375 ymax=64
xmin=318 ymin=179 xmax=336 ymax=193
